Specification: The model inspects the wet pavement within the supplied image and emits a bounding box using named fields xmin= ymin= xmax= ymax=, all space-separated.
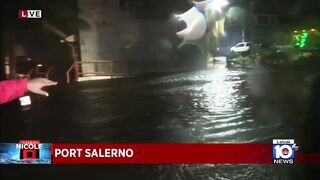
xmin=1 ymin=63 xmax=320 ymax=179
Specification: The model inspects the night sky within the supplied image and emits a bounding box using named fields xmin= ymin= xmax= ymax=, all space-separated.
xmin=252 ymin=0 xmax=320 ymax=16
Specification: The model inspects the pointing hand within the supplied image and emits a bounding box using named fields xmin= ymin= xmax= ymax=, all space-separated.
xmin=27 ymin=78 xmax=58 ymax=96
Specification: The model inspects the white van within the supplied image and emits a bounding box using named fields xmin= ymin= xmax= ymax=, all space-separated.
xmin=230 ymin=42 xmax=252 ymax=53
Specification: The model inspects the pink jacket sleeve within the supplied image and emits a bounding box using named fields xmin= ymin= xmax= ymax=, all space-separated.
xmin=0 ymin=79 xmax=28 ymax=104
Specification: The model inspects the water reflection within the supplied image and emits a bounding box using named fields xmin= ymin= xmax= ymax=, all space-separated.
xmin=1 ymin=63 xmax=319 ymax=179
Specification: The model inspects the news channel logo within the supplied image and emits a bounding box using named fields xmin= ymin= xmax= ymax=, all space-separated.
xmin=0 ymin=140 xmax=51 ymax=164
xmin=273 ymin=139 xmax=299 ymax=164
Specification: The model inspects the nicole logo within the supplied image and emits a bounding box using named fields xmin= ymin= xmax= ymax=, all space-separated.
xmin=0 ymin=140 xmax=51 ymax=164
xmin=18 ymin=10 xmax=42 ymax=19
xmin=16 ymin=140 xmax=42 ymax=160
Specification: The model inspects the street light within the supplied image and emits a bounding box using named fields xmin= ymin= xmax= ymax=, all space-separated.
xmin=207 ymin=0 xmax=229 ymax=13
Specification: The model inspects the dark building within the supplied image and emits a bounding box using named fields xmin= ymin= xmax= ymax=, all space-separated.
xmin=77 ymin=0 xmax=208 ymax=78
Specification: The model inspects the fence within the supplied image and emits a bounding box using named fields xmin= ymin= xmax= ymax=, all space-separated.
xmin=66 ymin=60 xmax=168 ymax=83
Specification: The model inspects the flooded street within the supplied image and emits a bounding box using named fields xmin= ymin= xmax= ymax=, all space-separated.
xmin=1 ymin=63 xmax=319 ymax=179
xmin=1 ymin=0 xmax=320 ymax=178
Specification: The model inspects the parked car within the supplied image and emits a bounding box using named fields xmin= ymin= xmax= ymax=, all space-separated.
xmin=230 ymin=42 xmax=252 ymax=53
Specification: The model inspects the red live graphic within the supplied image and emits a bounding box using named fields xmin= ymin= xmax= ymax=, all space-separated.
xmin=18 ymin=10 xmax=42 ymax=19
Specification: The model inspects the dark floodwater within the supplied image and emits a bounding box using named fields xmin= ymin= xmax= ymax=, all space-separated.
xmin=1 ymin=63 xmax=320 ymax=179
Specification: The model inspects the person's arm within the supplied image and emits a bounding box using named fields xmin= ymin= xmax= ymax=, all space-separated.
xmin=27 ymin=78 xmax=57 ymax=96
xmin=0 ymin=78 xmax=57 ymax=104
xmin=0 ymin=79 xmax=28 ymax=104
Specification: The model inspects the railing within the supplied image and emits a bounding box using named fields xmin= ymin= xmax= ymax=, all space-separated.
xmin=28 ymin=66 xmax=54 ymax=79
xmin=16 ymin=66 xmax=54 ymax=79
xmin=66 ymin=60 xmax=170 ymax=83
xmin=66 ymin=63 xmax=75 ymax=83
xmin=66 ymin=60 xmax=130 ymax=83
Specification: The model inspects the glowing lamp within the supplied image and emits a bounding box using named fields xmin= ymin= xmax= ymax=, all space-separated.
xmin=207 ymin=0 xmax=229 ymax=12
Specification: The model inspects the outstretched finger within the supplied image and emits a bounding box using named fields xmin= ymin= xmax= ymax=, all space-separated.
xmin=39 ymin=78 xmax=55 ymax=83
xmin=43 ymin=81 xmax=58 ymax=86
xmin=36 ymin=89 xmax=49 ymax=97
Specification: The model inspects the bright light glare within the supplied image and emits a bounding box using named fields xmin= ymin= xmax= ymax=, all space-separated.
xmin=175 ymin=7 xmax=207 ymax=41
xmin=207 ymin=0 xmax=229 ymax=12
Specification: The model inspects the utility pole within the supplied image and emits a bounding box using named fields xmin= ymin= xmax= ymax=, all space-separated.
xmin=242 ymin=25 xmax=246 ymax=42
